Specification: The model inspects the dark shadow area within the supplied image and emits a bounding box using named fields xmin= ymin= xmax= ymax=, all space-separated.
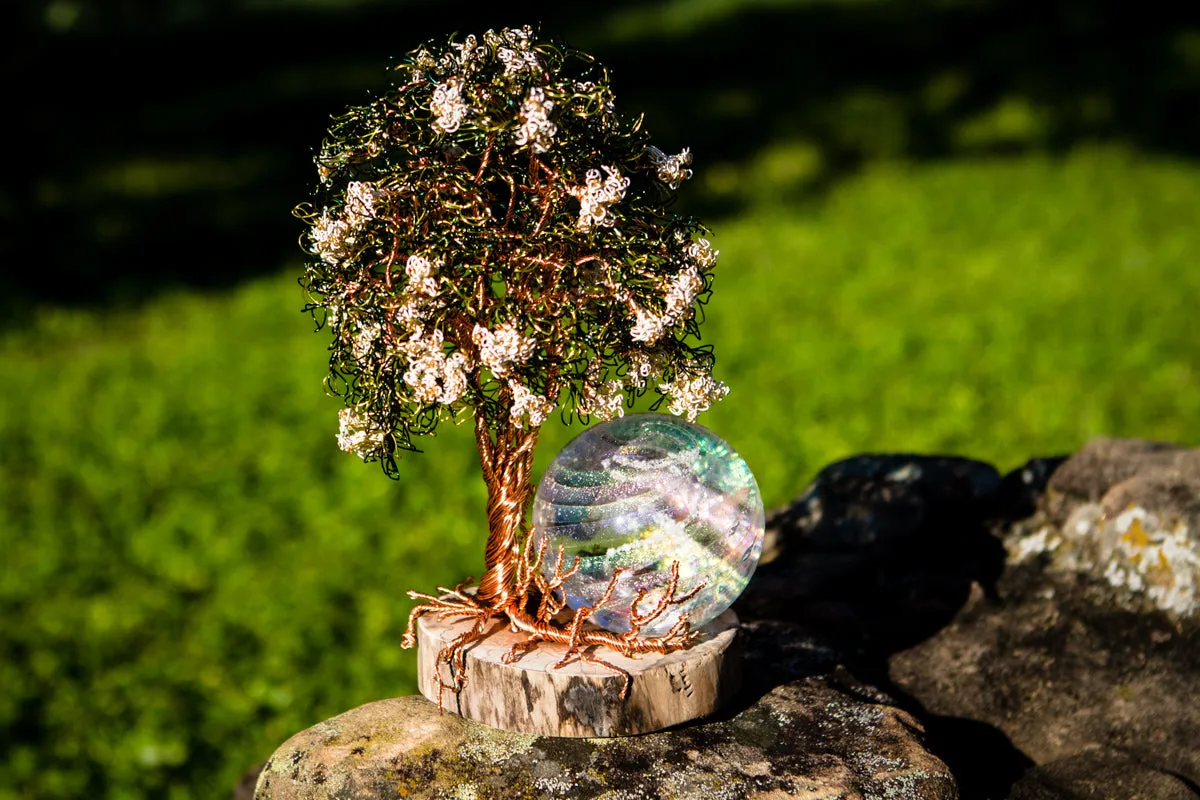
xmin=731 ymin=452 xmax=1067 ymax=798
xmin=903 ymin=710 xmax=1036 ymax=799
xmin=736 ymin=453 xmax=1066 ymax=656
xmin=4 ymin=0 xmax=1200 ymax=319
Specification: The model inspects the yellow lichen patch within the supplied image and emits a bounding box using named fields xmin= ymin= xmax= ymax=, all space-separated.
xmin=1121 ymin=517 xmax=1150 ymax=550
xmin=1145 ymin=548 xmax=1177 ymax=589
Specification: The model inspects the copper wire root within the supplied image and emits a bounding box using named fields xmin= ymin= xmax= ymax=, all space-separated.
xmin=402 ymin=529 xmax=704 ymax=709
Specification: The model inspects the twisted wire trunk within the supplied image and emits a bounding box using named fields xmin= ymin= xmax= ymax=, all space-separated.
xmin=474 ymin=415 xmax=539 ymax=608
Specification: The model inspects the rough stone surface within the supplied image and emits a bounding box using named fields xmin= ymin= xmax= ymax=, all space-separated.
xmin=743 ymin=443 xmax=1200 ymax=799
xmin=254 ymin=674 xmax=956 ymax=800
xmin=1008 ymin=747 xmax=1199 ymax=800
xmin=889 ymin=562 xmax=1200 ymax=795
xmin=1043 ymin=438 xmax=1200 ymax=516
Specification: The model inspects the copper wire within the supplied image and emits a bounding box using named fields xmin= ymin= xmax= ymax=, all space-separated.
xmin=402 ymin=510 xmax=706 ymax=710
xmin=475 ymin=422 xmax=538 ymax=606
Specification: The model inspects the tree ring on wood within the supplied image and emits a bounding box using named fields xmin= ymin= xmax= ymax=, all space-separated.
xmin=416 ymin=608 xmax=742 ymax=737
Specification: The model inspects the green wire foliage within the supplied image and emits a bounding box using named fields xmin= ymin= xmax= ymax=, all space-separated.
xmin=297 ymin=26 xmax=726 ymax=478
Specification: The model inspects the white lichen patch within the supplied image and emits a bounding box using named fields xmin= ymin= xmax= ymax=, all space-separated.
xmin=456 ymin=729 xmax=536 ymax=765
xmin=534 ymin=774 xmax=579 ymax=797
xmin=1009 ymin=503 xmax=1200 ymax=618
xmin=1102 ymin=506 xmax=1199 ymax=616
xmin=1007 ymin=524 xmax=1062 ymax=563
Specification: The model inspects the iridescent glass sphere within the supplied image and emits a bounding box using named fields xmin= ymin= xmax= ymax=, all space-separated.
xmin=531 ymin=413 xmax=764 ymax=637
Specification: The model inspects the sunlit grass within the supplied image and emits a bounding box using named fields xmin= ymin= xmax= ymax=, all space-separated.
xmin=3 ymin=145 xmax=1199 ymax=797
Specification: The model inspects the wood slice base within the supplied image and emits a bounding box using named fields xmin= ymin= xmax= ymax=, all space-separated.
xmin=416 ymin=609 xmax=742 ymax=737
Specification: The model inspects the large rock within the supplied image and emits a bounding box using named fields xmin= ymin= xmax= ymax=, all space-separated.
xmin=736 ymin=453 xmax=1057 ymax=798
xmin=887 ymin=439 xmax=1200 ymax=797
xmin=1043 ymin=438 xmax=1200 ymax=516
xmin=254 ymin=667 xmax=956 ymax=800
xmin=889 ymin=562 xmax=1200 ymax=794
xmin=742 ymin=444 xmax=1200 ymax=798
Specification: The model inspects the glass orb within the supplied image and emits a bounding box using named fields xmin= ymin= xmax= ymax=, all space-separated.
xmin=531 ymin=413 xmax=764 ymax=637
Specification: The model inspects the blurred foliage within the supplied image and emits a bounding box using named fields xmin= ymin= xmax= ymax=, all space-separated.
xmin=4 ymin=0 xmax=1200 ymax=797
xmin=0 ymin=276 xmax=490 ymax=798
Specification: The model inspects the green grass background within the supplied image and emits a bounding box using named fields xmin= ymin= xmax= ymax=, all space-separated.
xmin=5 ymin=2 xmax=1200 ymax=798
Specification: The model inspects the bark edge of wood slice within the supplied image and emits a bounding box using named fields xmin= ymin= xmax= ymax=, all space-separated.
xmin=416 ymin=609 xmax=742 ymax=737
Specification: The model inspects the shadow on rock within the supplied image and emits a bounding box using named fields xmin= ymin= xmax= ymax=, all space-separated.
xmin=878 ymin=685 xmax=1035 ymax=800
xmin=732 ymin=452 xmax=1067 ymax=799
xmin=736 ymin=453 xmax=1066 ymax=657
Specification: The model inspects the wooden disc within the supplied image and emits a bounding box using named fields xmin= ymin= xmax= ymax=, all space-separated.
xmin=416 ymin=609 xmax=742 ymax=737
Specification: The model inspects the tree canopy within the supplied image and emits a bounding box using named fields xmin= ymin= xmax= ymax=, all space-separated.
xmin=298 ymin=26 xmax=726 ymax=478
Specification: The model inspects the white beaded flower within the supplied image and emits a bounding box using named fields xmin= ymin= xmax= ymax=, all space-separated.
xmin=431 ymin=78 xmax=469 ymax=133
xmin=344 ymin=181 xmax=383 ymax=226
xmin=630 ymin=305 xmax=668 ymax=345
xmin=658 ymin=373 xmax=729 ymax=422
xmin=646 ymin=145 xmax=694 ymax=189
xmin=352 ymin=320 xmax=382 ymax=360
xmin=509 ymin=381 xmax=555 ymax=429
xmin=579 ymin=379 xmax=626 ymax=421
xmin=472 ymin=322 xmax=537 ymax=377
xmin=404 ymin=255 xmax=440 ymax=297
xmin=401 ymin=329 xmax=473 ymax=405
xmin=337 ymin=407 xmax=385 ymax=459
xmin=514 ymin=88 xmax=557 ymax=154
xmin=571 ymin=166 xmax=629 ymax=230
xmin=309 ymin=210 xmax=357 ymax=266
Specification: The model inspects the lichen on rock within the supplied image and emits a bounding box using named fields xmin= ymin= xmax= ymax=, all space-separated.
xmin=254 ymin=675 xmax=956 ymax=800
xmin=1011 ymin=503 xmax=1200 ymax=617
xmin=1006 ymin=437 xmax=1200 ymax=618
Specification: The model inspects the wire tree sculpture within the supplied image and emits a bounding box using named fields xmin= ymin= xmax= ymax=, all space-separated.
xmin=298 ymin=26 xmax=728 ymax=702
